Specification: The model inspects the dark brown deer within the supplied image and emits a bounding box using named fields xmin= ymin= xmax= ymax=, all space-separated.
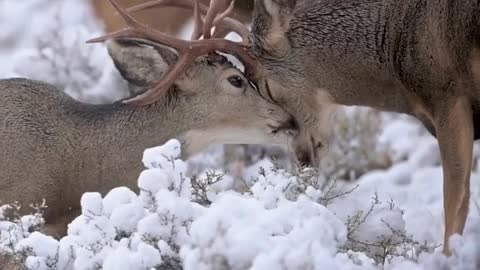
xmin=109 ymin=0 xmax=480 ymax=255
xmin=247 ymin=0 xmax=480 ymax=256
xmin=0 ymin=1 xmax=298 ymax=237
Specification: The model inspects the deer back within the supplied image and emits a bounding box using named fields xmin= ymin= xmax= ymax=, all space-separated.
xmin=251 ymin=0 xmax=480 ymax=106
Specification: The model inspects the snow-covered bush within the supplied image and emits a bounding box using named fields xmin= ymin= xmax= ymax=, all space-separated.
xmin=0 ymin=202 xmax=45 ymax=252
xmin=1 ymin=139 xmax=478 ymax=270
xmin=0 ymin=202 xmax=46 ymax=269
xmin=1 ymin=0 xmax=128 ymax=104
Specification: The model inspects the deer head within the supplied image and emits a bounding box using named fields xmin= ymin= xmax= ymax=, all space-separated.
xmin=88 ymin=0 xmax=299 ymax=156
xmin=106 ymin=38 xmax=297 ymax=155
xmin=247 ymin=0 xmax=336 ymax=166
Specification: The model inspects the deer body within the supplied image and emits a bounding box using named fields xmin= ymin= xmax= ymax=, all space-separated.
xmin=251 ymin=0 xmax=480 ymax=119
xmin=248 ymin=0 xmax=480 ymax=254
xmin=0 ymin=39 xmax=296 ymax=236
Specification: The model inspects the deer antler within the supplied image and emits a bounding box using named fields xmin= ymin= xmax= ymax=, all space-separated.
xmin=126 ymin=0 xmax=250 ymax=41
xmin=86 ymin=0 xmax=257 ymax=106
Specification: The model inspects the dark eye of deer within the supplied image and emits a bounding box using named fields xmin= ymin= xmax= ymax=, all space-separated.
xmin=227 ymin=75 xmax=243 ymax=88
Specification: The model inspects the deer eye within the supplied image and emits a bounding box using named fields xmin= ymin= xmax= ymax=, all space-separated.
xmin=227 ymin=75 xmax=244 ymax=88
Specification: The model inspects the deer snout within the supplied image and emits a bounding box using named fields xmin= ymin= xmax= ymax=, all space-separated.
xmin=296 ymin=149 xmax=314 ymax=167
xmin=270 ymin=115 xmax=299 ymax=136
xmin=292 ymin=132 xmax=326 ymax=168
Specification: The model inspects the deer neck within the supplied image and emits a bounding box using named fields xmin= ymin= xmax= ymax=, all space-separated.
xmin=62 ymin=95 xmax=210 ymax=195
xmin=68 ymin=95 xmax=210 ymax=168
xmin=64 ymin=94 xmax=214 ymax=194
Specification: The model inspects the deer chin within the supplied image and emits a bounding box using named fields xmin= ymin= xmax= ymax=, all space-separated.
xmin=178 ymin=127 xmax=293 ymax=159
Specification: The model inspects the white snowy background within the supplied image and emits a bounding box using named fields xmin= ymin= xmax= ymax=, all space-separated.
xmin=0 ymin=0 xmax=479 ymax=269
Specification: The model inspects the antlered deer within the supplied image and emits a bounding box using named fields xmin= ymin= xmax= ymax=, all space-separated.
xmin=0 ymin=2 xmax=298 ymax=236
xmin=248 ymin=0 xmax=480 ymax=255
xmin=110 ymin=0 xmax=480 ymax=255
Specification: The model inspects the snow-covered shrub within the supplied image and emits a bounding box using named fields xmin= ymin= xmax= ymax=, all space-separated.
xmin=2 ymin=0 xmax=129 ymax=104
xmin=0 ymin=202 xmax=46 ymax=270
xmin=0 ymin=202 xmax=45 ymax=253
xmin=2 ymin=139 xmax=477 ymax=270
xmin=0 ymin=141 xmax=345 ymax=269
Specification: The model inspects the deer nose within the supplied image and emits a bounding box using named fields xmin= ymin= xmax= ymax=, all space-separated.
xmin=279 ymin=116 xmax=300 ymax=135
xmin=286 ymin=116 xmax=299 ymax=130
xmin=296 ymin=150 xmax=313 ymax=167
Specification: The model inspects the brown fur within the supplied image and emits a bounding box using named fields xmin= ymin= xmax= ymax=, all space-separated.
xmin=0 ymin=39 xmax=296 ymax=236
xmin=248 ymin=0 xmax=480 ymax=254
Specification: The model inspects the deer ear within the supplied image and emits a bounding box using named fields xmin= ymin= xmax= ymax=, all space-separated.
xmin=252 ymin=0 xmax=296 ymax=56
xmin=107 ymin=39 xmax=178 ymax=95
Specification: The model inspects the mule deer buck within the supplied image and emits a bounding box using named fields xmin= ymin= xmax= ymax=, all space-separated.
xmin=248 ymin=0 xmax=480 ymax=256
xmin=105 ymin=0 xmax=480 ymax=255
xmin=0 ymin=1 xmax=298 ymax=236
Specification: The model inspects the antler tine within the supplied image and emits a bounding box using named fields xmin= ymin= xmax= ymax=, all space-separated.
xmin=191 ymin=0 xmax=204 ymax=40
xmin=87 ymin=0 xmax=187 ymax=49
xmin=124 ymin=38 xmax=260 ymax=106
xmin=125 ymin=53 xmax=193 ymax=105
xmin=212 ymin=18 xmax=250 ymax=45
xmin=194 ymin=0 xmax=235 ymax=41
xmin=86 ymin=0 xmax=196 ymax=105
xmin=105 ymin=0 xmax=142 ymax=28
xmin=212 ymin=0 xmax=235 ymax=26
xmin=202 ymin=0 xmax=232 ymax=39
xmin=87 ymin=0 xmax=258 ymax=106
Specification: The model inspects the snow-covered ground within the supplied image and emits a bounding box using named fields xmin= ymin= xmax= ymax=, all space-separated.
xmin=0 ymin=0 xmax=479 ymax=269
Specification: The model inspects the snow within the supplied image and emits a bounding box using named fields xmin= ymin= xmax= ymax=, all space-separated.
xmin=2 ymin=133 xmax=478 ymax=269
xmin=0 ymin=0 xmax=479 ymax=270
xmin=0 ymin=0 xmax=128 ymax=104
